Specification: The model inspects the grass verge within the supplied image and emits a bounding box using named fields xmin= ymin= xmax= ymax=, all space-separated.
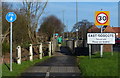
xmin=77 ymin=52 xmax=119 ymax=77
xmin=2 ymin=56 xmax=50 ymax=77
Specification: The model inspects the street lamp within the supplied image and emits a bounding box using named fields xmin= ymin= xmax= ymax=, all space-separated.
xmin=76 ymin=29 xmax=78 ymax=40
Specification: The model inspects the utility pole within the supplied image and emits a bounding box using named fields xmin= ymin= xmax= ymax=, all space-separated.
xmin=66 ymin=25 xmax=68 ymax=38
xmin=76 ymin=0 xmax=78 ymax=23
xmin=62 ymin=10 xmax=64 ymax=24
xmin=76 ymin=0 xmax=79 ymax=40
xmin=62 ymin=10 xmax=65 ymax=39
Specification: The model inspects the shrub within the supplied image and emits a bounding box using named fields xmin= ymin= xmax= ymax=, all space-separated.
xmin=2 ymin=42 xmax=10 ymax=54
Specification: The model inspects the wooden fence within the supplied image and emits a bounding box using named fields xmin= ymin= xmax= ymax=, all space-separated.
xmin=16 ymin=42 xmax=53 ymax=64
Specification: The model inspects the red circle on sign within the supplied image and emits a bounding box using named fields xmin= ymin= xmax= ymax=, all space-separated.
xmin=96 ymin=12 xmax=108 ymax=24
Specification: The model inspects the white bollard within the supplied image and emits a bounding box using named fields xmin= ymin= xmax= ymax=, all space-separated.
xmin=16 ymin=46 xmax=21 ymax=64
xmin=52 ymin=42 xmax=54 ymax=53
xmin=49 ymin=42 xmax=52 ymax=57
xmin=29 ymin=44 xmax=33 ymax=61
xmin=39 ymin=43 xmax=43 ymax=59
xmin=89 ymin=45 xmax=91 ymax=59
xmin=111 ymin=45 xmax=113 ymax=56
xmin=74 ymin=40 xmax=77 ymax=48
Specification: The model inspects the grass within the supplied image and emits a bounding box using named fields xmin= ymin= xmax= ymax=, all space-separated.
xmin=2 ymin=56 xmax=50 ymax=77
xmin=77 ymin=52 xmax=119 ymax=77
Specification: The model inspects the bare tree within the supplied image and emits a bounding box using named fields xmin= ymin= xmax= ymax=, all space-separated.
xmin=79 ymin=20 xmax=93 ymax=47
xmin=21 ymin=1 xmax=48 ymax=43
xmin=71 ymin=20 xmax=93 ymax=47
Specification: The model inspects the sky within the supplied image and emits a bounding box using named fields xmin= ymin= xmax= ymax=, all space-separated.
xmin=1 ymin=1 xmax=119 ymax=32
xmin=39 ymin=2 xmax=118 ymax=32
xmin=2 ymin=0 xmax=120 ymax=2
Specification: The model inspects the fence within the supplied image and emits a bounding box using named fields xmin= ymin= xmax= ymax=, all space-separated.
xmin=66 ymin=40 xmax=83 ymax=54
xmin=66 ymin=39 xmax=101 ymax=55
xmin=16 ymin=41 xmax=54 ymax=64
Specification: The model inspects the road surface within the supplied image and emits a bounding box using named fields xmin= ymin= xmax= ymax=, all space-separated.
xmin=20 ymin=46 xmax=81 ymax=78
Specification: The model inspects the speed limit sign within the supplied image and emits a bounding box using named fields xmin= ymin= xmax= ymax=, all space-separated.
xmin=95 ymin=11 xmax=110 ymax=26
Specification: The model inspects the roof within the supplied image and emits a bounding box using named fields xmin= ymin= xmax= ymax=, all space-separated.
xmin=103 ymin=26 xmax=115 ymax=33
xmin=88 ymin=25 xmax=101 ymax=33
xmin=112 ymin=27 xmax=120 ymax=33
xmin=88 ymin=25 xmax=120 ymax=33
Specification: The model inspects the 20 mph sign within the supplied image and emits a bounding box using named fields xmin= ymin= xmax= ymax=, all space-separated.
xmin=95 ymin=11 xmax=110 ymax=26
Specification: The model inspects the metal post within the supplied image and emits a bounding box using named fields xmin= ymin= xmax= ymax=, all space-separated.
xmin=89 ymin=45 xmax=91 ymax=59
xmin=62 ymin=10 xmax=65 ymax=39
xmin=111 ymin=45 xmax=113 ymax=56
xmin=76 ymin=29 xmax=78 ymax=40
xmin=62 ymin=10 xmax=64 ymax=24
xmin=77 ymin=31 xmax=79 ymax=40
xmin=100 ymin=26 xmax=103 ymax=57
xmin=10 ymin=22 xmax=12 ymax=71
xmin=76 ymin=0 xmax=78 ymax=23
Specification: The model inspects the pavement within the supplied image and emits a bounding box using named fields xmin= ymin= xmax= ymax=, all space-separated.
xmin=20 ymin=46 xmax=81 ymax=78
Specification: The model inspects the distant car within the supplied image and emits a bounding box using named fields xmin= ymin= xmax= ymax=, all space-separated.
xmin=115 ymin=38 xmax=120 ymax=45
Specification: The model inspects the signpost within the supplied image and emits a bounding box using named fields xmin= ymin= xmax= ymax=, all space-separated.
xmin=87 ymin=33 xmax=115 ymax=44
xmin=87 ymin=33 xmax=115 ymax=58
xmin=95 ymin=11 xmax=110 ymax=26
xmin=6 ymin=12 xmax=17 ymax=71
xmin=90 ymin=11 xmax=111 ymax=58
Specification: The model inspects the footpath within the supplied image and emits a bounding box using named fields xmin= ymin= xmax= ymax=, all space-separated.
xmin=20 ymin=46 xmax=81 ymax=78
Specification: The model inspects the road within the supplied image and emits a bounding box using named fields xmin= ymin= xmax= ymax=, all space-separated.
xmin=20 ymin=46 xmax=81 ymax=78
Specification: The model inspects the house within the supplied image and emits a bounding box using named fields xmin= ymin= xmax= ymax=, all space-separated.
xmin=88 ymin=25 xmax=120 ymax=38
xmin=112 ymin=27 xmax=120 ymax=38
xmin=88 ymin=25 xmax=101 ymax=33
xmin=88 ymin=25 xmax=120 ymax=52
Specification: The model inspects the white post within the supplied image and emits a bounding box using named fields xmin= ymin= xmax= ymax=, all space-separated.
xmin=111 ymin=45 xmax=113 ymax=56
xmin=100 ymin=26 xmax=103 ymax=57
xmin=39 ymin=43 xmax=43 ymax=59
xmin=29 ymin=44 xmax=33 ymax=61
xmin=10 ymin=22 xmax=13 ymax=71
xmin=89 ymin=45 xmax=91 ymax=59
xmin=49 ymin=42 xmax=52 ymax=57
xmin=75 ymin=40 xmax=77 ymax=48
xmin=16 ymin=46 xmax=21 ymax=64
xmin=52 ymin=42 xmax=54 ymax=53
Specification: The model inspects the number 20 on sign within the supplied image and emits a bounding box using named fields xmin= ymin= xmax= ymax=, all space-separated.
xmin=95 ymin=11 xmax=110 ymax=26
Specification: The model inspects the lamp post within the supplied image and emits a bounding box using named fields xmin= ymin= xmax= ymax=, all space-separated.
xmin=76 ymin=29 xmax=78 ymax=40
xmin=76 ymin=0 xmax=78 ymax=23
